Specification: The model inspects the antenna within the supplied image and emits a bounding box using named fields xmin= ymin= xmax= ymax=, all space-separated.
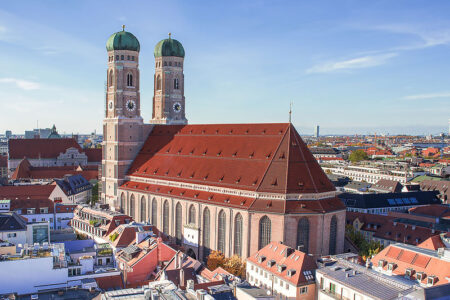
xmin=289 ymin=101 xmax=293 ymax=123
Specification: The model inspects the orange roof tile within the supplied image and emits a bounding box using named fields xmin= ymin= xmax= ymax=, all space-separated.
xmin=8 ymin=138 xmax=82 ymax=159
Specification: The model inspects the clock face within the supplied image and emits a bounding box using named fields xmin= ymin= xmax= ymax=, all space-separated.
xmin=173 ymin=102 xmax=182 ymax=113
xmin=126 ymin=100 xmax=136 ymax=112
xmin=108 ymin=101 xmax=114 ymax=111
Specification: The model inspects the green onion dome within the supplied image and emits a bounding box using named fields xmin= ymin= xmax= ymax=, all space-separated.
xmin=154 ymin=34 xmax=185 ymax=58
xmin=106 ymin=26 xmax=140 ymax=52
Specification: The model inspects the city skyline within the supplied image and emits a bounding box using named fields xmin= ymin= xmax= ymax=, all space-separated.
xmin=0 ymin=0 xmax=450 ymax=135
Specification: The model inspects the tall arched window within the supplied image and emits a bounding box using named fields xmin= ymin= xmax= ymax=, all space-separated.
xmin=130 ymin=194 xmax=135 ymax=219
xmin=174 ymin=78 xmax=179 ymax=89
xmin=297 ymin=218 xmax=310 ymax=253
xmin=163 ymin=200 xmax=169 ymax=234
xmin=156 ymin=75 xmax=162 ymax=90
xmin=203 ymin=208 xmax=210 ymax=261
xmin=217 ymin=210 xmax=226 ymax=254
xmin=120 ymin=193 xmax=125 ymax=212
xmin=234 ymin=213 xmax=243 ymax=257
xmin=127 ymin=73 xmax=133 ymax=87
xmin=329 ymin=215 xmax=337 ymax=255
xmin=151 ymin=198 xmax=157 ymax=226
xmin=259 ymin=216 xmax=271 ymax=250
xmin=109 ymin=70 xmax=114 ymax=87
xmin=189 ymin=205 xmax=196 ymax=225
xmin=175 ymin=203 xmax=182 ymax=245
xmin=140 ymin=196 xmax=146 ymax=222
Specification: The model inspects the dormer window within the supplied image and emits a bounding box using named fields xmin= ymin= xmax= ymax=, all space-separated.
xmin=378 ymin=260 xmax=386 ymax=268
xmin=405 ymin=268 xmax=414 ymax=278
xmin=277 ymin=264 xmax=286 ymax=273
xmin=267 ymin=260 xmax=275 ymax=267
xmin=287 ymin=269 xmax=296 ymax=277
xmin=416 ymin=272 xmax=425 ymax=282
xmin=258 ymin=256 xmax=266 ymax=263
xmin=427 ymin=275 xmax=436 ymax=286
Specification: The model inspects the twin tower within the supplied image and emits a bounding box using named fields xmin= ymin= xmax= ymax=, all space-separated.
xmin=101 ymin=27 xmax=187 ymax=207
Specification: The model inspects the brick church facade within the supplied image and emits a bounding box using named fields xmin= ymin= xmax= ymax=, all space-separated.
xmin=101 ymin=27 xmax=346 ymax=261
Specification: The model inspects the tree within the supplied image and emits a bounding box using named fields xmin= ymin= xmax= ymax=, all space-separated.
xmin=349 ymin=149 xmax=369 ymax=163
xmin=224 ymin=255 xmax=246 ymax=278
xmin=346 ymin=225 xmax=383 ymax=260
xmin=87 ymin=182 xmax=99 ymax=206
xmin=206 ymin=250 xmax=226 ymax=271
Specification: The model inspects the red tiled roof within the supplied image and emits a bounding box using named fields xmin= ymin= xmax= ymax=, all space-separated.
xmin=128 ymin=124 xmax=335 ymax=194
xmin=371 ymin=244 xmax=450 ymax=286
xmin=121 ymin=181 xmax=345 ymax=214
xmin=409 ymin=204 xmax=450 ymax=219
xmin=10 ymin=198 xmax=55 ymax=214
xmin=0 ymin=185 xmax=55 ymax=200
xmin=84 ymin=148 xmax=102 ymax=163
xmin=247 ymin=241 xmax=317 ymax=286
xmin=8 ymin=138 xmax=82 ymax=159
xmin=418 ymin=235 xmax=445 ymax=250
xmin=95 ymin=274 xmax=124 ymax=290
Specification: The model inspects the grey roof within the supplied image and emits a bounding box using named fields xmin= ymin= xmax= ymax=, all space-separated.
xmin=236 ymin=283 xmax=273 ymax=298
xmin=317 ymin=260 xmax=414 ymax=300
xmin=339 ymin=191 xmax=440 ymax=209
xmin=0 ymin=212 xmax=27 ymax=232
xmin=403 ymin=283 xmax=450 ymax=300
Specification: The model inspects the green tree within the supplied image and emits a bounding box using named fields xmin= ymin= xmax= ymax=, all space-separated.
xmin=88 ymin=182 xmax=99 ymax=206
xmin=349 ymin=149 xmax=369 ymax=163
xmin=345 ymin=225 xmax=383 ymax=259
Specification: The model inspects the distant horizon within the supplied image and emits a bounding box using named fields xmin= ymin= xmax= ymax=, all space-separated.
xmin=0 ymin=1 xmax=449 ymax=135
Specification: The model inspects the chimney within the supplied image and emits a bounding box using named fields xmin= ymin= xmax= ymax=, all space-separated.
xmin=180 ymin=268 xmax=185 ymax=288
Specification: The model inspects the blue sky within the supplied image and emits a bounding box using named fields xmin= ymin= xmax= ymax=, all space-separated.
xmin=0 ymin=0 xmax=449 ymax=135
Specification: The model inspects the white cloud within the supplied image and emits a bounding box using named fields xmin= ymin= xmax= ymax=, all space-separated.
xmin=403 ymin=92 xmax=450 ymax=100
xmin=306 ymin=53 xmax=397 ymax=74
xmin=0 ymin=78 xmax=40 ymax=90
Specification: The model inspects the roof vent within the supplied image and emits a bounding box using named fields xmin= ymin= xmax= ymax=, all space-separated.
xmin=240 ymin=200 xmax=246 ymax=206
xmin=204 ymin=174 xmax=209 ymax=180
xmin=236 ymin=177 xmax=241 ymax=183
xmin=249 ymin=152 xmax=254 ymax=158
xmin=190 ymin=149 xmax=194 ymax=154
xmin=279 ymin=153 xmax=286 ymax=159
xmin=177 ymin=148 xmax=182 ymax=154
xmin=219 ymin=176 xmax=224 ymax=182
xmin=266 ymin=201 xmax=272 ymax=208
xmin=232 ymin=151 xmax=237 ymax=157
xmin=190 ymin=172 xmax=195 ymax=178
xmin=258 ymin=255 xmax=266 ymax=263
xmin=272 ymin=178 xmax=278 ymax=186
xmin=217 ymin=150 xmax=222 ymax=156
xmin=194 ymin=193 xmax=199 ymax=198
xmin=153 ymin=168 xmax=158 ymax=174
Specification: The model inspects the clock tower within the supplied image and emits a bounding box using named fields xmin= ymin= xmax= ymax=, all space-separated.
xmin=102 ymin=26 xmax=146 ymax=210
xmin=150 ymin=34 xmax=187 ymax=125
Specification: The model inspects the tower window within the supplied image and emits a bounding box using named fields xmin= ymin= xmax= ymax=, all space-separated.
xmin=174 ymin=78 xmax=179 ymax=89
xmin=109 ymin=70 xmax=114 ymax=87
xmin=132 ymin=56 xmax=135 ymax=61
xmin=164 ymin=61 xmax=167 ymax=66
xmin=156 ymin=75 xmax=162 ymax=90
xmin=127 ymin=55 xmax=130 ymax=60
xmin=127 ymin=73 xmax=133 ymax=87
xmin=116 ymin=55 xmax=119 ymax=60
xmin=121 ymin=55 xmax=124 ymax=60
xmin=169 ymin=62 xmax=172 ymax=66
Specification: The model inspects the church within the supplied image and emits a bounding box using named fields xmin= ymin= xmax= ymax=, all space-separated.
xmin=101 ymin=27 xmax=346 ymax=261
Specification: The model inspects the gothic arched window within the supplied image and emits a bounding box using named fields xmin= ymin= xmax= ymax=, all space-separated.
xmin=174 ymin=78 xmax=179 ymax=89
xmin=203 ymin=207 xmax=210 ymax=261
xmin=217 ymin=210 xmax=226 ymax=254
xmin=120 ymin=193 xmax=125 ymax=212
xmin=297 ymin=218 xmax=310 ymax=253
xmin=151 ymin=198 xmax=157 ymax=226
xmin=189 ymin=205 xmax=196 ymax=225
xmin=129 ymin=194 xmax=135 ymax=219
xmin=156 ymin=75 xmax=162 ymax=90
xmin=109 ymin=70 xmax=114 ymax=87
xmin=163 ymin=200 xmax=169 ymax=234
xmin=175 ymin=203 xmax=182 ymax=245
xmin=234 ymin=213 xmax=243 ymax=257
xmin=329 ymin=215 xmax=338 ymax=255
xmin=259 ymin=216 xmax=271 ymax=250
xmin=140 ymin=196 xmax=146 ymax=222
xmin=127 ymin=73 xmax=133 ymax=87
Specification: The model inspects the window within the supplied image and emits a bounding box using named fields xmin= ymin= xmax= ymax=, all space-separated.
xmin=416 ymin=272 xmax=425 ymax=281
xmin=129 ymin=194 xmax=135 ymax=218
xmin=189 ymin=205 xmax=196 ymax=225
xmin=259 ymin=216 xmax=271 ymax=250
xmin=163 ymin=200 xmax=170 ymax=234
xmin=203 ymin=207 xmax=210 ymax=261
xmin=174 ymin=78 xmax=179 ymax=89
xmin=156 ymin=75 xmax=162 ymax=90
xmin=121 ymin=55 xmax=124 ymax=60
xmin=234 ymin=213 xmax=243 ymax=256
xmin=218 ymin=210 xmax=226 ymax=253
xmin=140 ymin=196 xmax=146 ymax=222
xmin=127 ymin=55 xmax=130 ymax=60
xmin=299 ymin=286 xmax=307 ymax=294
xmin=127 ymin=73 xmax=133 ymax=87
xmin=297 ymin=217 xmax=309 ymax=253
xmin=152 ymin=198 xmax=157 ymax=226
xmin=175 ymin=203 xmax=182 ymax=245
xmin=330 ymin=282 xmax=336 ymax=294
xmin=116 ymin=55 xmax=119 ymax=60
xmin=120 ymin=193 xmax=125 ymax=212
xmin=427 ymin=275 xmax=436 ymax=286
xmin=329 ymin=215 xmax=337 ymax=255
xmin=7 ymin=233 xmax=16 ymax=238
xmin=132 ymin=56 xmax=135 ymax=61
